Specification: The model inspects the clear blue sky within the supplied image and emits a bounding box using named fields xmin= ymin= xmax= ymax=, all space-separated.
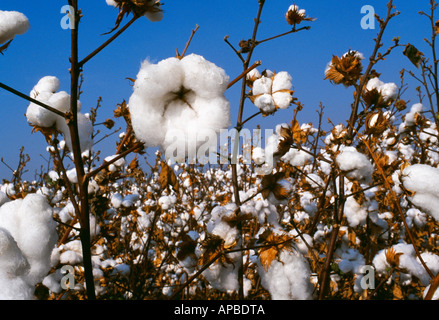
xmin=0 ymin=0 xmax=433 ymax=180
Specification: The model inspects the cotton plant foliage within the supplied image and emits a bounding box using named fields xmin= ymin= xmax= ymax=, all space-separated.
xmin=128 ymin=53 xmax=231 ymax=162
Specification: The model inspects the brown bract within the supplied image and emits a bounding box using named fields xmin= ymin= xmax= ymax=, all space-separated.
xmin=110 ymin=0 xmax=162 ymax=32
xmin=325 ymin=51 xmax=363 ymax=87
xmin=285 ymin=6 xmax=316 ymax=25
xmin=260 ymin=172 xmax=290 ymax=201
xmin=258 ymin=229 xmax=294 ymax=271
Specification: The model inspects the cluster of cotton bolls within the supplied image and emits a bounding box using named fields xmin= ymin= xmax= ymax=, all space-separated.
xmin=0 ymin=10 xmax=29 ymax=46
xmin=25 ymin=76 xmax=93 ymax=154
xmin=128 ymin=54 xmax=231 ymax=163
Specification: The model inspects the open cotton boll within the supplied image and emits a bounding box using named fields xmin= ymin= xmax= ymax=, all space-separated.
xmin=0 ymin=194 xmax=57 ymax=288
xmin=201 ymin=251 xmax=241 ymax=292
xmin=26 ymin=91 xmax=57 ymax=128
xmin=252 ymin=77 xmax=273 ymax=96
xmin=207 ymin=204 xmax=239 ymax=247
xmin=30 ymin=76 xmax=60 ymax=98
xmin=181 ymin=53 xmax=229 ymax=99
xmin=258 ymin=248 xmax=313 ymax=300
xmin=55 ymin=112 xmax=93 ymax=153
xmin=0 ymin=191 xmax=9 ymax=207
xmin=0 ymin=10 xmax=30 ymax=45
xmin=253 ymin=94 xmax=276 ymax=114
xmin=105 ymin=0 xmax=118 ymax=7
xmin=373 ymin=243 xmax=430 ymax=286
xmin=344 ymin=197 xmax=368 ymax=227
xmin=366 ymin=77 xmax=398 ymax=101
xmin=402 ymin=164 xmax=439 ymax=221
xmin=272 ymin=71 xmax=292 ymax=92
xmin=129 ymin=54 xmax=230 ymax=160
xmin=336 ymin=146 xmax=374 ymax=184
xmin=0 ymin=228 xmax=30 ymax=278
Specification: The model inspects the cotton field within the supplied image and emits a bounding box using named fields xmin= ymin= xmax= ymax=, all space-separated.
xmin=1 ymin=1 xmax=439 ymax=301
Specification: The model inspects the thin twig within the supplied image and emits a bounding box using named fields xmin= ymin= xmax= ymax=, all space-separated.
xmin=177 ymin=24 xmax=200 ymax=59
xmin=0 ymin=82 xmax=67 ymax=118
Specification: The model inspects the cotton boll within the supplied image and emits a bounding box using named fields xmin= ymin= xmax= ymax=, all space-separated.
xmin=252 ymin=77 xmax=272 ymax=96
xmin=258 ymin=249 xmax=313 ymax=300
xmin=254 ymin=94 xmax=276 ymax=114
xmin=25 ymin=91 xmax=57 ymax=128
xmin=0 ymin=10 xmax=30 ymax=45
xmin=0 ymin=228 xmax=30 ymax=277
xmin=30 ymin=76 xmax=60 ymax=98
xmin=106 ymin=0 xmax=118 ymax=7
xmin=281 ymin=147 xmax=312 ymax=167
xmin=14 ymin=194 xmax=57 ymax=285
xmin=402 ymin=164 xmax=439 ymax=221
xmin=180 ymin=53 xmax=229 ymax=99
xmin=380 ymin=82 xmax=398 ymax=101
xmin=344 ymin=197 xmax=368 ymax=227
xmin=134 ymin=58 xmax=183 ymax=101
xmin=111 ymin=193 xmax=123 ymax=208
xmin=252 ymin=147 xmax=266 ymax=165
xmin=272 ymin=72 xmax=292 ymax=92
xmin=0 ymin=191 xmax=9 ymax=207
xmin=202 ymin=252 xmax=240 ymax=292
xmin=129 ymin=54 xmax=230 ymax=160
xmin=272 ymin=91 xmax=292 ymax=109
xmin=56 ymin=112 xmax=93 ymax=153
xmin=129 ymin=95 xmax=166 ymax=147
xmin=336 ymin=146 xmax=374 ymax=184
xmin=0 ymin=194 xmax=57 ymax=289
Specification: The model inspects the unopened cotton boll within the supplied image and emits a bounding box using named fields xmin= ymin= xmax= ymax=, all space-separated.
xmin=0 ymin=10 xmax=30 ymax=45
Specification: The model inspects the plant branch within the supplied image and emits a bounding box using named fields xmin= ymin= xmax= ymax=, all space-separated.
xmin=79 ymin=15 xmax=139 ymax=67
xmin=0 ymin=82 xmax=67 ymax=118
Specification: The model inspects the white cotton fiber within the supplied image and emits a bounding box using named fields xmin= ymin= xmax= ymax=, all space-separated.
xmin=366 ymin=77 xmax=398 ymax=101
xmin=56 ymin=112 xmax=93 ymax=153
xmin=253 ymin=94 xmax=275 ymax=114
xmin=0 ymin=191 xmax=9 ymax=207
xmin=129 ymin=54 xmax=231 ymax=161
xmin=343 ymin=196 xmax=368 ymax=227
xmin=336 ymin=146 xmax=374 ymax=183
xmin=30 ymin=76 xmax=60 ymax=98
xmin=0 ymin=10 xmax=30 ymax=45
xmin=258 ymin=248 xmax=313 ymax=300
xmin=0 ymin=194 xmax=57 ymax=285
xmin=372 ymin=243 xmax=430 ymax=286
xmin=252 ymin=77 xmax=273 ymax=96
xmin=180 ymin=53 xmax=229 ymax=99
xmin=0 ymin=228 xmax=30 ymax=278
xmin=402 ymin=164 xmax=439 ymax=221
xmin=0 ymin=194 xmax=57 ymax=299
